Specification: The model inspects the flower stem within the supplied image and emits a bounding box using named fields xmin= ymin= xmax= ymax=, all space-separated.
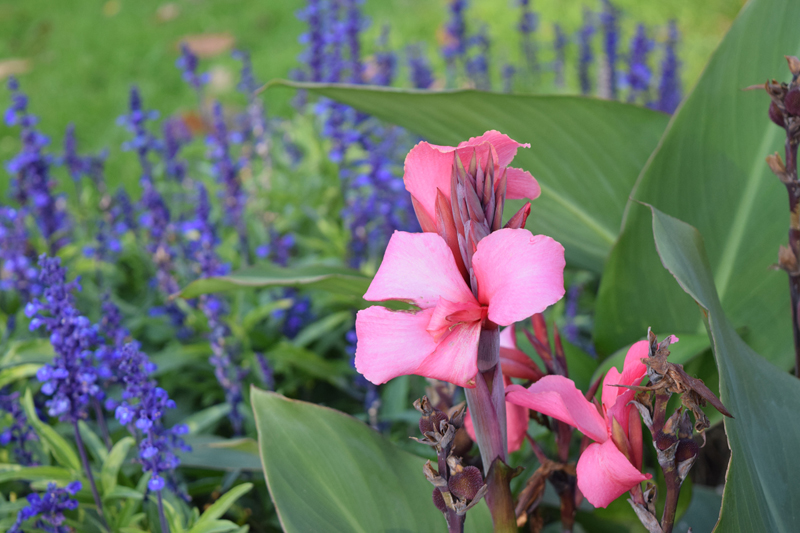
xmin=465 ymin=325 xmax=516 ymax=532
xmin=93 ymin=399 xmax=112 ymax=451
xmin=654 ymin=391 xmax=680 ymax=533
xmin=73 ymin=420 xmax=109 ymax=531
xmin=157 ymin=490 xmax=171 ymax=533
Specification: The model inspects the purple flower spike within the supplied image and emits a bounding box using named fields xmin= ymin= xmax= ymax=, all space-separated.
xmin=9 ymin=482 xmax=82 ymax=533
xmin=0 ymin=389 xmax=38 ymax=465
xmin=655 ymin=20 xmax=681 ymax=114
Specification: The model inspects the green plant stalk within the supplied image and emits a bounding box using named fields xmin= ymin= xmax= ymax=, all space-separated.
xmin=73 ymin=420 xmax=109 ymax=531
xmin=157 ymin=490 xmax=170 ymax=533
xmin=653 ymin=392 xmax=680 ymax=533
xmin=464 ymin=325 xmax=516 ymax=532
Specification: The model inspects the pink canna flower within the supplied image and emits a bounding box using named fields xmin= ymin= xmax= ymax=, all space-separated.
xmin=505 ymin=340 xmax=653 ymax=508
xmin=354 ymin=229 xmax=565 ymax=388
xmin=404 ymin=130 xmax=541 ymax=233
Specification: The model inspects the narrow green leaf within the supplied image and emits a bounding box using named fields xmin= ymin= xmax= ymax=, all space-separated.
xmin=291 ymin=310 xmax=352 ymax=348
xmin=241 ymin=299 xmax=293 ymax=332
xmin=102 ymin=485 xmax=144 ymax=502
xmin=0 ymin=464 xmax=77 ymax=484
xmin=78 ymin=420 xmax=108 ymax=464
xmin=189 ymin=483 xmax=253 ymax=533
xmin=595 ymin=0 xmax=800 ymax=368
xmin=251 ymin=387 xmax=493 ymax=533
xmin=188 ymin=521 xmax=242 ymax=533
xmin=101 ymin=436 xmax=134 ymax=495
xmin=178 ymin=435 xmax=262 ymax=472
xmin=178 ymin=263 xmax=371 ymax=299
xmin=22 ymin=389 xmax=81 ymax=472
xmin=0 ymin=339 xmax=53 ymax=369
xmin=180 ymin=404 xmax=232 ymax=435
xmin=647 ymin=205 xmax=800 ymax=530
xmin=0 ymin=364 xmax=42 ymax=388
xmin=266 ymin=341 xmax=352 ymax=390
xmin=267 ymin=81 xmax=669 ymax=272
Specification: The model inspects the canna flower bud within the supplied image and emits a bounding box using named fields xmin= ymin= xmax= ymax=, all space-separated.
xmin=786 ymin=88 xmax=800 ymax=116
xmin=448 ymin=466 xmax=485 ymax=501
xmin=769 ymin=101 xmax=786 ymax=127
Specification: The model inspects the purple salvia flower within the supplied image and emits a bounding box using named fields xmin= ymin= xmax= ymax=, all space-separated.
xmin=118 ymin=86 xmax=162 ymax=178
xmin=371 ymin=26 xmax=396 ymax=87
xmin=407 ymin=44 xmax=434 ymax=89
xmin=114 ymin=343 xmax=190 ymax=492
xmin=162 ymin=117 xmax=191 ymax=183
xmin=442 ymin=0 xmax=467 ymax=65
xmin=255 ymin=353 xmax=275 ymax=391
xmin=0 ymin=207 xmax=39 ymax=299
xmin=9 ymin=481 xmax=81 ymax=533
xmin=233 ymin=49 xmax=271 ymax=165
xmin=5 ymin=78 xmax=71 ymax=253
xmin=553 ymin=23 xmax=567 ymax=88
xmin=176 ymin=42 xmax=209 ymax=92
xmin=186 ymin=185 xmax=244 ymax=433
xmin=297 ymin=0 xmax=327 ymax=83
xmin=655 ymin=20 xmax=681 ymax=114
xmin=266 ymin=232 xmax=315 ymax=338
xmin=518 ymin=0 xmax=538 ymax=76
xmin=465 ymin=26 xmax=490 ymax=90
xmin=62 ymin=124 xmax=86 ymax=183
xmin=111 ymin=187 xmax=137 ymax=236
xmin=599 ymin=0 xmax=619 ymax=99
xmin=578 ymin=9 xmax=595 ymax=96
xmin=0 ymin=389 xmax=38 ymax=466
xmin=344 ymin=0 xmax=365 ymax=84
xmin=626 ymin=24 xmax=654 ymax=103
xmin=502 ymin=64 xmax=516 ymax=93
xmin=27 ymin=256 xmax=102 ymax=422
xmin=208 ymin=102 xmax=249 ymax=259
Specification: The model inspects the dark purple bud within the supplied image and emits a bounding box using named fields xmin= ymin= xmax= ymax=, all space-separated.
xmin=432 ymin=488 xmax=447 ymax=513
xmin=770 ymin=102 xmax=786 ymax=127
xmin=785 ymin=88 xmax=800 ymax=116
xmin=675 ymin=438 xmax=699 ymax=463
xmin=420 ymin=409 xmax=449 ymax=435
xmin=448 ymin=466 xmax=484 ymax=501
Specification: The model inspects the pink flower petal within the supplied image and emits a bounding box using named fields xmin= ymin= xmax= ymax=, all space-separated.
xmin=499 ymin=324 xmax=518 ymax=349
xmin=403 ymin=142 xmax=456 ymax=227
xmin=354 ymin=307 xmax=438 ymax=385
xmin=576 ymin=440 xmax=650 ymax=508
xmin=472 ymin=229 xmax=566 ymax=325
xmin=619 ymin=340 xmax=649 ymax=387
xmin=506 ymin=375 xmax=607 ymax=443
xmin=416 ymin=320 xmax=482 ymax=387
xmin=364 ymin=231 xmax=475 ymax=309
xmin=506 ymin=167 xmax=541 ymax=201
xmin=601 ymin=367 xmax=622 ymax=415
xmin=426 ymin=297 xmax=484 ymax=342
xmin=457 ymin=130 xmax=530 ymax=168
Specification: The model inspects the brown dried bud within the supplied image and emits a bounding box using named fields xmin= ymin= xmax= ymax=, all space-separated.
xmin=787 ymin=55 xmax=800 ymax=77
xmin=769 ymin=101 xmax=786 ymax=127
xmin=448 ymin=466 xmax=484 ymax=501
xmin=767 ymin=152 xmax=788 ymax=182
xmin=786 ymin=88 xmax=800 ymax=116
xmin=432 ymin=488 xmax=447 ymax=514
xmin=779 ymin=245 xmax=799 ymax=274
xmin=419 ymin=409 xmax=449 ymax=436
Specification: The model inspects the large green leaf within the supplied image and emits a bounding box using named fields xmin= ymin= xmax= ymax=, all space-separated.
xmin=648 ymin=205 xmax=800 ymax=531
xmin=267 ymin=81 xmax=670 ymax=272
xmin=595 ymin=0 xmax=800 ymax=367
xmin=178 ymin=263 xmax=371 ymax=299
xmin=251 ymin=387 xmax=493 ymax=533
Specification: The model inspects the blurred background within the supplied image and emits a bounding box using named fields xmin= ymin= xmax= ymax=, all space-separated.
xmin=0 ymin=0 xmax=744 ymax=191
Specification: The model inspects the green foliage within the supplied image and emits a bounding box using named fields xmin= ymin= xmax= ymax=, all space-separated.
xmin=648 ymin=205 xmax=800 ymax=531
xmin=251 ymin=387 xmax=493 ymax=532
xmin=594 ymin=0 xmax=800 ymax=368
xmin=269 ymin=82 xmax=670 ymax=272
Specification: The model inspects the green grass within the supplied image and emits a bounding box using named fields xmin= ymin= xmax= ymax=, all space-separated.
xmin=0 ymin=0 xmax=743 ymax=193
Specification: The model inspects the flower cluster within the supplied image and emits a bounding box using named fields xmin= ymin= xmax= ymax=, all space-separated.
xmin=9 ymin=481 xmax=81 ymax=533
xmin=114 ymin=342 xmax=190 ymax=492
xmin=626 ymin=24 xmax=654 ymax=102
xmin=656 ymin=21 xmax=681 ymax=114
xmin=26 ymin=256 xmax=102 ymax=422
xmin=176 ymin=43 xmax=209 ymax=93
xmin=4 ymin=78 xmax=71 ymax=253
xmin=0 ymin=207 xmax=39 ymax=299
xmin=0 ymin=389 xmax=37 ymax=465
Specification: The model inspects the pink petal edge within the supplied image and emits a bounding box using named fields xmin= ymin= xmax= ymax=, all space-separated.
xmin=576 ymin=440 xmax=651 ymax=508
xmin=506 ymin=375 xmax=607 ymax=443
xmin=472 ymin=229 xmax=566 ymax=326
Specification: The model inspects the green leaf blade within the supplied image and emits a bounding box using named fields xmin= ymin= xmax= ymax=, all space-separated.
xmin=251 ymin=387 xmax=492 ymax=533
xmin=267 ymin=82 xmax=669 ymax=272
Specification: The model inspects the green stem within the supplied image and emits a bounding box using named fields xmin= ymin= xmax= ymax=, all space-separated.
xmin=73 ymin=420 xmax=109 ymax=531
